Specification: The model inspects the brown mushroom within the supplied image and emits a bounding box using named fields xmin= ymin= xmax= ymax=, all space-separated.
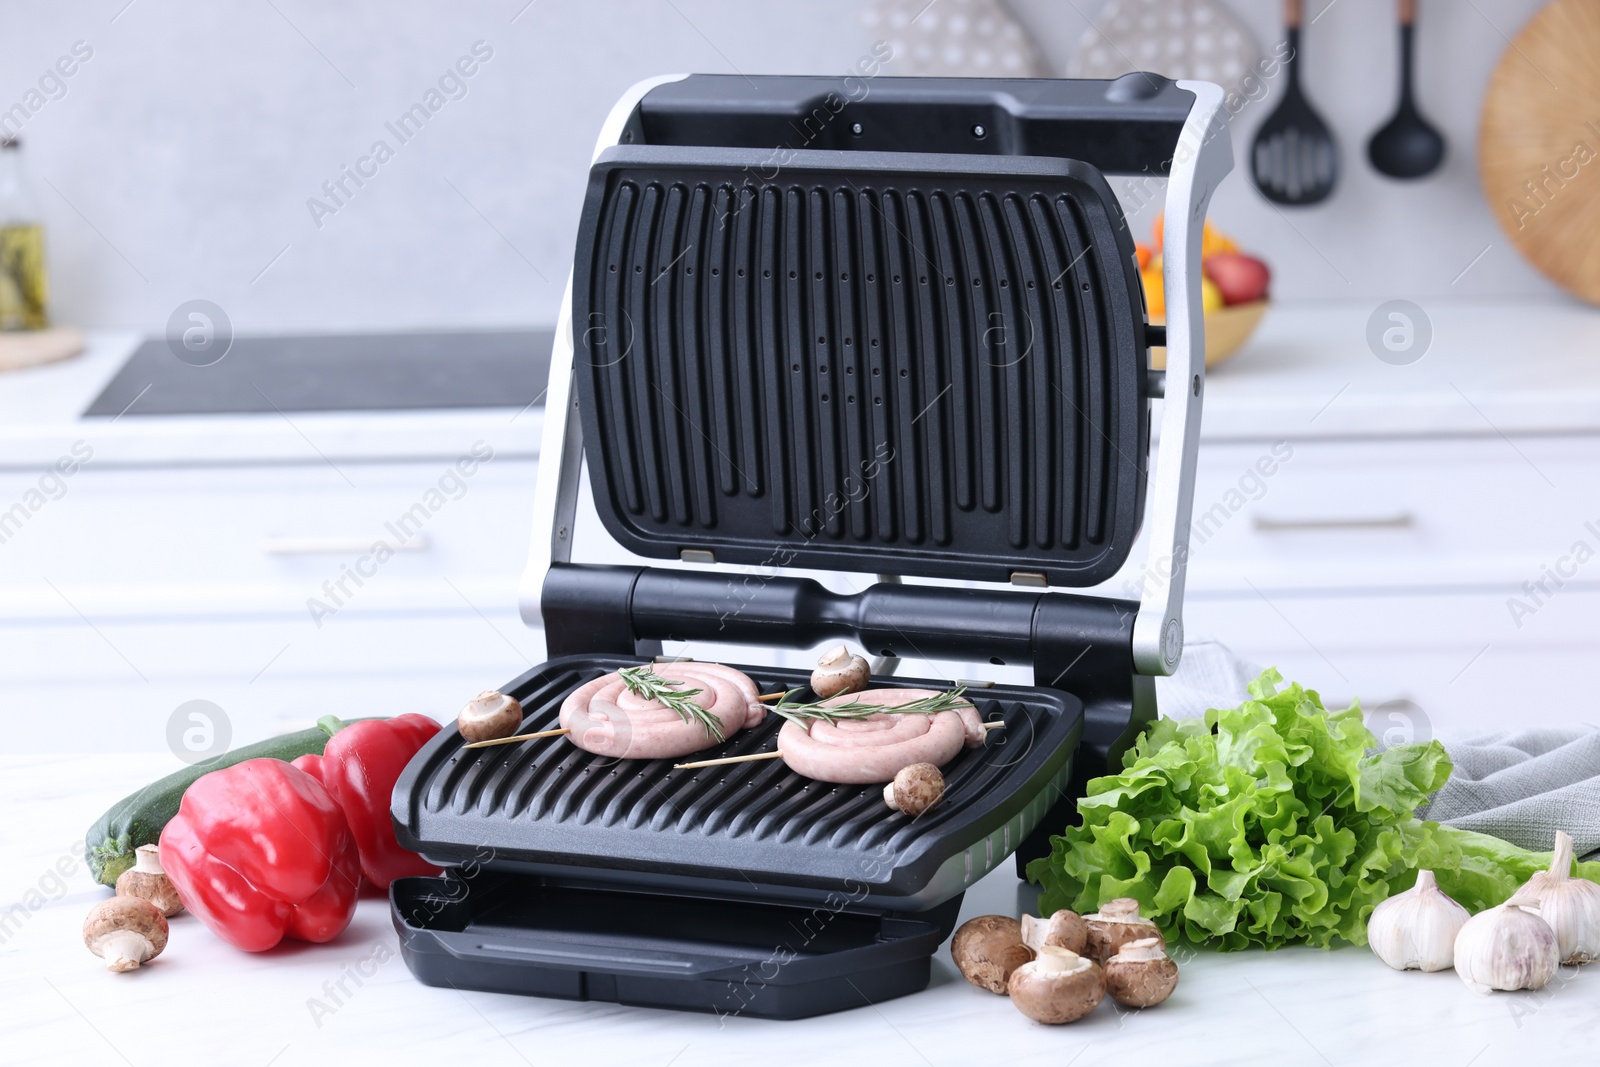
xmin=83 ymin=895 xmax=168 ymax=972
xmin=1103 ymin=937 xmax=1179 ymax=1007
xmin=114 ymin=844 xmax=183 ymax=917
xmin=951 ymin=915 xmax=1034 ymax=994
xmin=1083 ymin=898 xmax=1165 ymax=963
xmin=811 ymin=645 xmax=870 ymax=699
xmin=883 ymin=763 xmax=945 ymax=816
xmin=1022 ymin=909 xmax=1087 ymax=955
xmin=1007 ymin=945 xmax=1105 ymax=1023
xmin=457 ymin=690 xmax=523 ymax=743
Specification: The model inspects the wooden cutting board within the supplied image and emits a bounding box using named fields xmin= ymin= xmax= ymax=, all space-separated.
xmin=0 ymin=326 xmax=85 ymax=372
xmin=1480 ymin=0 xmax=1600 ymax=304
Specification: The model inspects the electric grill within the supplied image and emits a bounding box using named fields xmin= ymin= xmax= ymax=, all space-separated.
xmin=390 ymin=72 xmax=1231 ymax=1019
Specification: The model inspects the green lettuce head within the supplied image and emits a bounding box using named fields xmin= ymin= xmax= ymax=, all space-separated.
xmin=1025 ymin=669 xmax=1535 ymax=950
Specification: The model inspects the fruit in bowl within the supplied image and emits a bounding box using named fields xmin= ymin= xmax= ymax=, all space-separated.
xmin=1138 ymin=218 xmax=1269 ymax=369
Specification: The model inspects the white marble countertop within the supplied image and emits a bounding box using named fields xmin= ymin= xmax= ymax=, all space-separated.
xmin=0 ymin=332 xmax=543 ymax=468
xmin=3 ymin=753 xmax=1591 ymax=1067
xmin=1181 ymin=296 xmax=1600 ymax=442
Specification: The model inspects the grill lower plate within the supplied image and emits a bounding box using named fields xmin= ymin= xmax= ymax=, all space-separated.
xmin=392 ymin=655 xmax=1083 ymax=910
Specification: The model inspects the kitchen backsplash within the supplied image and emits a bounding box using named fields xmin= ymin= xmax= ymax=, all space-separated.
xmin=0 ymin=0 xmax=1562 ymax=332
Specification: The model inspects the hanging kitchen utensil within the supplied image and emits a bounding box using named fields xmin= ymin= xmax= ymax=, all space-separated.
xmin=1367 ymin=0 xmax=1446 ymax=179
xmin=1250 ymin=0 xmax=1338 ymax=205
xmin=861 ymin=0 xmax=1046 ymax=77
xmin=1067 ymin=0 xmax=1261 ymax=100
xmin=1480 ymin=0 xmax=1600 ymax=305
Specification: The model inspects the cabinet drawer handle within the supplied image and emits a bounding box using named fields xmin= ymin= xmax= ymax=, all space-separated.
xmin=261 ymin=535 xmax=432 ymax=555
xmin=1251 ymin=512 xmax=1415 ymax=532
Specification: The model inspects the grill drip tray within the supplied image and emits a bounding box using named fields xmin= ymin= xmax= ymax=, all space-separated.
xmin=392 ymin=872 xmax=962 ymax=1018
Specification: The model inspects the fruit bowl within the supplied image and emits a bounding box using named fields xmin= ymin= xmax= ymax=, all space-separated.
xmin=1138 ymin=217 xmax=1270 ymax=372
xmin=1149 ymin=299 xmax=1269 ymax=371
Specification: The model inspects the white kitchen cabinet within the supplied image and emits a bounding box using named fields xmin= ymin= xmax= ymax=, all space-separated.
xmin=1 ymin=607 xmax=550 ymax=751
xmin=1178 ymin=589 xmax=1600 ymax=737
xmin=0 ymin=335 xmax=546 ymax=752
xmin=1086 ymin=298 xmax=1600 ymax=737
xmin=1167 ymin=434 xmax=1600 ymax=736
xmin=0 ymin=612 xmax=547 ymax=752
xmin=1173 ymin=435 xmax=1600 ymax=593
xmin=0 ymin=457 xmax=539 ymax=619
xmin=0 ymin=453 xmax=546 ymax=751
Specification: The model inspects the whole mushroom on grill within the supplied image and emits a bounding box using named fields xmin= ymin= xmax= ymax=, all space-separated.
xmin=1103 ymin=937 xmax=1179 ymax=1007
xmin=457 ymin=690 xmax=523 ymax=743
xmin=1007 ymin=945 xmax=1106 ymax=1024
xmin=951 ymin=915 xmax=1034 ymax=994
xmin=83 ymin=895 xmax=168 ymax=972
xmin=883 ymin=762 xmax=944 ymax=816
xmin=810 ymin=644 xmax=870 ymax=699
xmin=1083 ymin=898 xmax=1165 ymax=963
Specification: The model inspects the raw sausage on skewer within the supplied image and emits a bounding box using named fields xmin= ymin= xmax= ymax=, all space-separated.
xmin=776 ymin=688 xmax=984 ymax=784
xmin=560 ymin=662 xmax=764 ymax=760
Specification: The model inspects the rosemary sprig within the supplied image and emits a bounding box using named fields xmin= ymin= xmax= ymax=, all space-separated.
xmin=617 ymin=665 xmax=726 ymax=743
xmin=773 ymin=686 xmax=971 ymax=728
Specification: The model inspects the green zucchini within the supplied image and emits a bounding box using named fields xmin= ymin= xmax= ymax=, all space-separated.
xmin=85 ymin=715 xmax=367 ymax=886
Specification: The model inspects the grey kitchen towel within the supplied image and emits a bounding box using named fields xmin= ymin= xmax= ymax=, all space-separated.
xmin=1152 ymin=639 xmax=1263 ymax=722
xmin=1418 ymin=729 xmax=1600 ymax=860
xmin=1156 ymin=641 xmax=1600 ymax=861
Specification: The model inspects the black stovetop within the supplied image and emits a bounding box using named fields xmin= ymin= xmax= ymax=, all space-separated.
xmin=83 ymin=329 xmax=553 ymax=417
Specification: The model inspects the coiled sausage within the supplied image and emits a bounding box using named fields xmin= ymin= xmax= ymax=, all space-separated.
xmin=776 ymin=688 xmax=984 ymax=784
xmin=560 ymin=662 xmax=763 ymax=760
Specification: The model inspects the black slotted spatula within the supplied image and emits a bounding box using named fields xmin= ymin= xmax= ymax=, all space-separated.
xmin=1251 ymin=0 xmax=1338 ymax=205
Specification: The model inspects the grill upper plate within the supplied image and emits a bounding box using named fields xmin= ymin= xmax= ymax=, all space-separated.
xmin=392 ymin=655 xmax=1083 ymax=909
xmin=570 ymin=146 xmax=1149 ymax=587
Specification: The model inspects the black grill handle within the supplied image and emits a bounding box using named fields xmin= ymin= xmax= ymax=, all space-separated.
xmin=544 ymin=562 xmax=1136 ymax=695
xmin=631 ymin=567 xmax=1040 ymax=664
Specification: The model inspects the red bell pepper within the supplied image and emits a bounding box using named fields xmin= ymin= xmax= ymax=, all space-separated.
xmin=292 ymin=713 xmax=441 ymax=889
xmin=159 ymin=758 xmax=361 ymax=952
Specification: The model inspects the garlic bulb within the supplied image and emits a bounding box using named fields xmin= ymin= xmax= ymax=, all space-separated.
xmin=1367 ymin=870 xmax=1469 ymax=972
xmin=1453 ymin=889 xmax=1559 ymax=994
xmin=1518 ymin=830 xmax=1600 ymax=964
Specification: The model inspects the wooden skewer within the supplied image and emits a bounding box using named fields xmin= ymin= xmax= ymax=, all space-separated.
xmin=466 ymin=713 xmax=1001 ymax=757
xmin=676 ymin=720 xmax=1006 ymax=768
xmin=462 ymin=726 xmax=571 ymax=749
xmin=674 ymin=750 xmax=786 ymax=770
xmin=758 ymin=689 xmax=797 ymax=702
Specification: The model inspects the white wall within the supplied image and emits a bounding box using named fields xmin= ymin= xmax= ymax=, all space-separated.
xmin=0 ymin=0 xmax=1564 ymax=334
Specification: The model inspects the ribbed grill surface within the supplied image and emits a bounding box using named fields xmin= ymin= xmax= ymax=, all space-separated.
xmin=572 ymin=161 xmax=1145 ymax=585
xmin=398 ymin=657 xmax=1082 ymax=896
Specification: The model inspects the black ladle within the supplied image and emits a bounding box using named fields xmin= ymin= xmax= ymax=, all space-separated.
xmin=1368 ymin=0 xmax=1446 ymax=179
xmin=1251 ymin=0 xmax=1338 ymax=206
